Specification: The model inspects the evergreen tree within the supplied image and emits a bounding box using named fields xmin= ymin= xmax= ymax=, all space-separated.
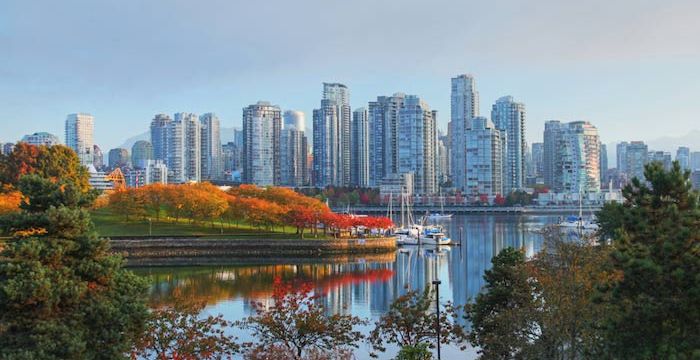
xmin=597 ymin=161 xmax=700 ymax=358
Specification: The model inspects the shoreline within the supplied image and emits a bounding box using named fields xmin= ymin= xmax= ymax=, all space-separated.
xmin=110 ymin=237 xmax=397 ymax=266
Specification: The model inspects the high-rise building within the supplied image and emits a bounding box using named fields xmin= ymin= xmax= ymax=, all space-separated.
xmin=625 ymin=141 xmax=648 ymax=181
xmin=131 ymin=140 xmax=153 ymax=169
xmin=543 ymin=121 xmax=600 ymax=193
xmin=543 ymin=121 xmax=563 ymax=188
xmin=599 ymin=143 xmax=608 ymax=186
xmin=351 ymin=108 xmax=369 ymax=187
xmin=65 ymin=113 xmax=94 ymax=166
xmin=163 ymin=113 xmax=201 ymax=183
xmin=648 ymin=150 xmax=672 ymax=171
xmin=491 ymin=96 xmax=526 ymax=194
xmin=313 ymin=83 xmax=351 ymax=187
xmin=242 ymin=101 xmax=282 ymax=186
xmin=280 ymin=110 xmax=309 ymax=187
xmin=397 ymin=95 xmax=437 ymax=195
xmin=92 ymin=145 xmax=104 ymax=170
xmin=1 ymin=143 xmax=15 ymax=155
xmin=108 ymin=148 xmax=129 ymax=169
xmin=368 ymin=93 xmax=405 ymax=186
xmin=437 ymin=131 xmax=450 ymax=185
xmin=616 ymin=142 xmax=629 ymax=174
xmin=450 ymin=74 xmax=479 ymax=191
xmin=531 ymin=142 xmax=544 ymax=179
xmin=676 ymin=146 xmax=690 ymax=171
xmin=200 ymin=113 xmax=222 ymax=181
xmin=464 ymin=117 xmax=504 ymax=198
xmin=691 ymin=152 xmax=700 ymax=171
xmin=21 ymin=132 xmax=61 ymax=147
xmin=150 ymin=114 xmax=172 ymax=162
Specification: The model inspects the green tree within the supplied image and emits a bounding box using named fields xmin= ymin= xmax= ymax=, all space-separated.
xmin=596 ymin=161 xmax=700 ymax=358
xmin=17 ymin=174 xmax=97 ymax=213
xmin=369 ymin=287 xmax=467 ymax=358
xmin=0 ymin=207 xmax=148 ymax=359
xmin=467 ymin=247 xmax=540 ymax=359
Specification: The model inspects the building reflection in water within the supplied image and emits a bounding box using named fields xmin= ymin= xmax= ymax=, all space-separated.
xmin=137 ymin=215 xmax=555 ymax=321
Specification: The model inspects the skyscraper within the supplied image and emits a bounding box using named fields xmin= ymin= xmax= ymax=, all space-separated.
xmin=691 ymin=152 xmax=700 ymax=171
xmin=242 ymin=101 xmax=282 ymax=186
xmin=543 ymin=121 xmax=601 ymax=193
xmin=397 ymin=95 xmax=437 ymax=195
xmin=491 ymin=96 xmax=526 ymax=194
xmin=450 ymin=74 xmax=479 ymax=191
xmin=108 ymin=148 xmax=129 ymax=169
xmin=200 ymin=113 xmax=223 ymax=181
xmin=176 ymin=112 xmax=201 ymax=182
xmin=676 ymin=146 xmax=690 ymax=171
xmin=313 ymin=83 xmax=351 ymax=187
xmin=437 ymin=131 xmax=450 ymax=185
xmin=464 ymin=117 xmax=504 ymax=198
xmin=531 ymin=142 xmax=544 ymax=179
xmin=92 ymin=145 xmax=104 ymax=170
xmin=368 ymin=93 xmax=405 ymax=186
xmin=599 ymin=143 xmax=608 ymax=186
xmin=65 ymin=113 xmax=94 ymax=166
xmin=351 ymin=108 xmax=369 ymax=187
xmin=150 ymin=114 xmax=172 ymax=162
xmin=280 ymin=110 xmax=309 ymax=187
xmin=616 ymin=142 xmax=629 ymax=174
xmin=625 ymin=141 xmax=648 ymax=181
xmin=648 ymin=150 xmax=672 ymax=171
xmin=21 ymin=132 xmax=61 ymax=146
xmin=131 ymin=140 xmax=153 ymax=169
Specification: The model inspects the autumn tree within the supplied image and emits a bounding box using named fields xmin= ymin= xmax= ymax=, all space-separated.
xmin=369 ymin=287 xmax=468 ymax=358
xmin=109 ymin=188 xmax=148 ymax=221
xmin=132 ymin=294 xmax=239 ymax=359
xmin=238 ymin=278 xmax=365 ymax=360
xmin=0 ymin=143 xmax=91 ymax=192
xmin=0 ymin=190 xmax=21 ymax=216
xmin=596 ymin=161 xmax=700 ymax=358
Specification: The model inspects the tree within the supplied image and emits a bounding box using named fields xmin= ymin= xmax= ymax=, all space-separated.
xmin=596 ymin=161 xmax=700 ymax=358
xmin=17 ymin=174 xmax=97 ymax=212
xmin=237 ymin=277 xmax=365 ymax=360
xmin=0 ymin=207 xmax=148 ymax=359
xmin=109 ymin=188 xmax=147 ymax=221
xmin=0 ymin=143 xmax=91 ymax=192
xmin=467 ymin=247 xmax=540 ymax=359
xmin=369 ymin=287 xmax=467 ymax=358
xmin=132 ymin=294 xmax=239 ymax=360
xmin=0 ymin=190 xmax=21 ymax=215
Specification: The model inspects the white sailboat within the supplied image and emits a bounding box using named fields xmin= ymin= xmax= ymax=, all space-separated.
xmin=558 ymin=190 xmax=598 ymax=231
xmin=426 ymin=189 xmax=453 ymax=221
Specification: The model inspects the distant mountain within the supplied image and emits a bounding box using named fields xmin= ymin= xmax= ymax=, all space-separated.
xmin=118 ymin=127 xmax=238 ymax=150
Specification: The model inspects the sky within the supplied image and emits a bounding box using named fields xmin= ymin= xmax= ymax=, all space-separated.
xmin=2 ymin=0 xmax=700 ymax=151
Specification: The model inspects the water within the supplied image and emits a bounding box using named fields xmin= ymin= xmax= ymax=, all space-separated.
xmin=135 ymin=214 xmax=561 ymax=359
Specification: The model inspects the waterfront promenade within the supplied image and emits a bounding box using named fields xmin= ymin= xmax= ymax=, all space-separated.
xmin=335 ymin=205 xmax=603 ymax=215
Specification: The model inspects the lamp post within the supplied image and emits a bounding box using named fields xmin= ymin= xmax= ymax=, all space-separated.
xmin=432 ymin=279 xmax=442 ymax=360
xmin=148 ymin=218 xmax=152 ymax=236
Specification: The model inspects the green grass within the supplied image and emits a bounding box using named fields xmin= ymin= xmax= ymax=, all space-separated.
xmin=90 ymin=208 xmax=306 ymax=239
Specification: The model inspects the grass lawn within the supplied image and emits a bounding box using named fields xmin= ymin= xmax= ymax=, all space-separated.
xmin=91 ymin=208 xmax=308 ymax=239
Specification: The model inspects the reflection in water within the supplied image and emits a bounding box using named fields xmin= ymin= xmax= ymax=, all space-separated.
xmin=135 ymin=214 xmax=559 ymax=359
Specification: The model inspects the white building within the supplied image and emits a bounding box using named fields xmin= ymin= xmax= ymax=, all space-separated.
xmin=450 ymin=74 xmax=479 ymax=192
xmin=21 ymin=132 xmax=61 ymax=147
xmin=543 ymin=121 xmax=601 ymax=193
xmin=280 ymin=110 xmax=308 ymax=187
xmin=397 ymin=95 xmax=437 ymax=195
xmin=465 ymin=117 xmax=504 ymax=198
xmin=368 ymin=93 xmax=405 ymax=187
xmin=243 ymin=101 xmax=281 ymax=186
xmin=491 ymin=96 xmax=526 ymax=194
xmin=65 ymin=113 xmax=94 ymax=166
xmin=351 ymin=107 xmax=369 ymax=187
xmin=313 ymin=83 xmax=351 ymax=187
xmin=200 ymin=113 xmax=223 ymax=181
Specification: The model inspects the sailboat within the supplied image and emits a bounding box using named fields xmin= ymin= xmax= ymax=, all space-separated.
xmin=558 ymin=190 xmax=598 ymax=231
xmin=426 ymin=188 xmax=452 ymax=221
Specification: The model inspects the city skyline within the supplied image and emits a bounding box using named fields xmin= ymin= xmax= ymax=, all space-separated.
xmin=3 ymin=1 xmax=700 ymax=150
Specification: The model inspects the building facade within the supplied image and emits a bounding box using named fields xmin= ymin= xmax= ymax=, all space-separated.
xmin=65 ymin=113 xmax=94 ymax=166
xmin=464 ymin=117 xmax=504 ymax=198
xmin=131 ymin=140 xmax=153 ymax=169
xmin=491 ymin=96 xmax=526 ymax=194
xmin=676 ymin=146 xmax=690 ymax=171
xmin=242 ymin=101 xmax=282 ymax=186
xmin=450 ymin=74 xmax=479 ymax=192
xmin=543 ymin=121 xmax=601 ymax=193
xmin=200 ymin=113 xmax=223 ymax=181
xmin=397 ymin=95 xmax=437 ymax=195
xmin=351 ymin=107 xmax=369 ymax=187
xmin=368 ymin=93 xmax=405 ymax=187
xmin=625 ymin=141 xmax=648 ymax=181
xmin=150 ymin=114 xmax=172 ymax=163
xmin=21 ymin=132 xmax=61 ymax=147
xmin=313 ymin=83 xmax=351 ymax=187
xmin=108 ymin=148 xmax=129 ymax=169
xmin=280 ymin=110 xmax=309 ymax=187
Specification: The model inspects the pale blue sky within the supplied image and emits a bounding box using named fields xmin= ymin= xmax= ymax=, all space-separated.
xmin=1 ymin=0 xmax=699 ymax=150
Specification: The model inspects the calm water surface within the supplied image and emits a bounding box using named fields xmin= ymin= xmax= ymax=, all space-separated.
xmin=134 ymin=214 xmax=564 ymax=359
